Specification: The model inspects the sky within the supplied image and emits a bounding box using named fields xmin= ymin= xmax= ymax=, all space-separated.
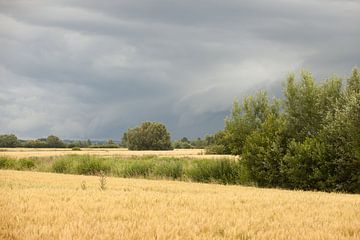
xmin=0 ymin=0 xmax=359 ymax=140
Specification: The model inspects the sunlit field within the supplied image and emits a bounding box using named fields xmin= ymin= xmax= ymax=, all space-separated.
xmin=0 ymin=148 xmax=233 ymax=159
xmin=1 ymin=170 xmax=360 ymax=240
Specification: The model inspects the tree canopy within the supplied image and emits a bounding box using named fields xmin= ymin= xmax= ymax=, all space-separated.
xmin=123 ymin=122 xmax=172 ymax=150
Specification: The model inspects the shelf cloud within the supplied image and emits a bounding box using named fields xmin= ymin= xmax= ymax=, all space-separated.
xmin=0 ymin=0 xmax=359 ymax=139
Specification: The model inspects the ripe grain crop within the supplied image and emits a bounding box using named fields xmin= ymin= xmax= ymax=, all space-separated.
xmin=1 ymin=170 xmax=360 ymax=240
xmin=0 ymin=148 xmax=233 ymax=159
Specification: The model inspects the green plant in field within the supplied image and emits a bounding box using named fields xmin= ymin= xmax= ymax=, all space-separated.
xmin=52 ymin=158 xmax=74 ymax=173
xmin=76 ymin=156 xmax=110 ymax=175
xmin=186 ymin=159 xmax=240 ymax=184
xmin=153 ymin=159 xmax=183 ymax=180
xmin=0 ymin=157 xmax=15 ymax=169
xmin=17 ymin=158 xmax=35 ymax=170
xmin=122 ymin=160 xmax=154 ymax=178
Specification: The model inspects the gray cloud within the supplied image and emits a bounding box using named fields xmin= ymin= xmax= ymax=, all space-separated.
xmin=0 ymin=0 xmax=359 ymax=140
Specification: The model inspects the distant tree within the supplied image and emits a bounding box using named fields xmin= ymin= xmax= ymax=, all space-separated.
xmin=191 ymin=137 xmax=206 ymax=148
xmin=107 ymin=139 xmax=114 ymax=145
xmin=205 ymin=130 xmax=231 ymax=154
xmin=125 ymin=122 xmax=172 ymax=150
xmin=24 ymin=139 xmax=48 ymax=148
xmin=121 ymin=132 xmax=128 ymax=147
xmin=46 ymin=135 xmax=65 ymax=148
xmin=0 ymin=134 xmax=18 ymax=147
xmin=180 ymin=137 xmax=190 ymax=143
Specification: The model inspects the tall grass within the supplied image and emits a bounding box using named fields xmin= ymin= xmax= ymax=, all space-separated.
xmin=0 ymin=155 xmax=251 ymax=185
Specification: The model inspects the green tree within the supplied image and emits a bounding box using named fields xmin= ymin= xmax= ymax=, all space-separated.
xmin=284 ymin=71 xmax=322 ymax=141
xmin=46 ymin=135 xmax=65 ymax=148
xmin=318 ymin=90 xmax=360 ymax=192
xmin=346 ymin=67 xmax=360 ymax=94
xmin=121 ymin=132 xmax=128 ymax=147
xmin=0 ymin=134 xmax=18 ymax=147
xmin=281 ymin=137 xmax=326 ymax=190
xmin=225 ymin=91 xmax=280 ymax=155
xmin=125 ymin=122 xmax=172 ymax=150
xmin=242 ymin=114 xmax=287 ymax=186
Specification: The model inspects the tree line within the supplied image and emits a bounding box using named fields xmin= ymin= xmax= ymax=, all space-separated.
xmin=0 ymin=135 xmax=119 ymax=148
xmin=207 ymin=68 xmax=360 ymax=193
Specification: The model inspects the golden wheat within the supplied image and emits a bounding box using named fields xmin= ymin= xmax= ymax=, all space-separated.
xmin=1 ymin=170 xmax=360 ymax=239
xmin=0 ymin=148 xmax=233 ymax=159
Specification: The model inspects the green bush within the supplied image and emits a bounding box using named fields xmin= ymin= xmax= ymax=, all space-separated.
xmin=186 ymin=159 xmax=240 ymax=184
xmin=52 ymin=158 xmax=74 ymax=173
xmin=154 ymin=159 xmax=183 ymax=179
xmin=72 ymin=147 xmax=81 ymax=151
xmin=17 ymin=158 xmax=35 ymax=170
xmin=122 ymin=160 xmax=154 ymax=177
xmin=76 ymin=156 xmax=110 ymax=175
xmin=205 ymin=144 xmax=227 ymax=154
xmin=0 ymin=157 xmax=15 ymax=169
xmin=281 ymin=138 xmax=326 ymax=190
xmin=242 ymin=114 xmax=286 ymax=187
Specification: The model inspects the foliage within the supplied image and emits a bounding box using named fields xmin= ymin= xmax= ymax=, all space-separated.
xmin=204 ymin=130 xmax=231 ymax=154
xmin=242 ymin=114 xmax=287 ymax=187
xmin=224 ymin=91 xmax=280 ymax=155
xmin=212 ymin=67 xmax=360 ymax=193
xmin=23 ymin=135 xmax=65 ymax=148
xmin=0 ymin=134 xmax=18 ymax=147
xmin=124 ymin=121 xmax=173 ymax=150
xmin=0 ymin=156 xmax=15 ymax=169
xmin=46 ymin=135 xmax=66 ymax=148
xmin=52 ymin=158 xmax=74 ymax=173
xmin=76 ymin=156 xmax=111 ymax=175
xmin=186 ymin=159 xmax=244 ymax=184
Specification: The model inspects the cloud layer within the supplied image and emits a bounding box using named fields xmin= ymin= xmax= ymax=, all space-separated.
xmin=0 ymin=0 xmax=359 ymax=139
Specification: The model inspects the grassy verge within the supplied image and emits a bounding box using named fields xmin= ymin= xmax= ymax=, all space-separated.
xmin=0 ymin=155 xmax=250 ymax=185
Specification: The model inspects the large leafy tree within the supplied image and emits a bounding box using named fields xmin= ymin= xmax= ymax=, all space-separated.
xmin=46 ymin=135 xmax=65 ymax=148
xmin=0 ymin=134 xmax=18 ymax=147
xmin=124 ymin=122 xmax=172 ymax=150
xmin=224 ymin=91 xmax=280 ymax=155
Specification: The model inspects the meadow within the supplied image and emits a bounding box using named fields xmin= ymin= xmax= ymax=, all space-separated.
xmin=1 ymin=170 xmax=360 ymax=240
xmin=0 ymin=153 xmax=245 ymax=185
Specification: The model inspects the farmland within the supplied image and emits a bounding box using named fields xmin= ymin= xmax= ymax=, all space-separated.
xmin=1 ymin=170 xmax=360 ymax=240
xmin=0 ymin=148 xmax=232 ymax=159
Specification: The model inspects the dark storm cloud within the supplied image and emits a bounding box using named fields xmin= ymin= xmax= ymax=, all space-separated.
xmin=0 ymin=0 xmax=359 ymax=139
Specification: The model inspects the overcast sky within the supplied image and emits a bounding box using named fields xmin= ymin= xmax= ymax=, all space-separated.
xmin=0 ymin=0 xmax=359 ymax=140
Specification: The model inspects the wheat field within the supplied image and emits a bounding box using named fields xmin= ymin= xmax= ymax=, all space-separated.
xmin=1 ymin=170 xmax=360 ymax=240
xmin=0 ymin=148 xmax=233 ymax=159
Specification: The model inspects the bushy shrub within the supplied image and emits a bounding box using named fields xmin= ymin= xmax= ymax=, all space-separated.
xmin=0 ymin=157 xmax=15 ymax=169
xmin=242 ymin=114 xmax=286 ymax=187
xmin=52 ymin=158 xmax=74 ymax=173
xmin=186 ymin=159 xmax=240 ymax=184
xmin=153 ymin=159 xmax=183 ymax=179
xmin=205 ymin=144 xmax=227 ymax=155
xmin=122 ymin=160 xmax=154 ymax=177
xmin=17 ymin=158 xmax=35 ymax=170
xmin=281 ymin=138 xmax=326 ymax=190
xmin=76 ymin=156 xmax=110 ymax=175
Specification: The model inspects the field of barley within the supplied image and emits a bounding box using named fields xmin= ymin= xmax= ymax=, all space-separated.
xmin=1 ymin=170 xmax=360 ymax=240
xmin=0 ymin=148 xmax=233 ymax=159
